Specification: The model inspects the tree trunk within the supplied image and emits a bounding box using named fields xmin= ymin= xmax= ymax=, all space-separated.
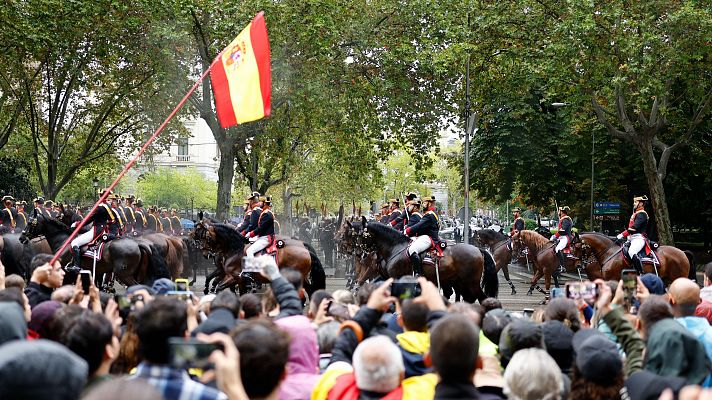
xmin=215 ymin=143 xmax=235 ymax=221
xmin=637 ymin=138 xmax=674 ymax=245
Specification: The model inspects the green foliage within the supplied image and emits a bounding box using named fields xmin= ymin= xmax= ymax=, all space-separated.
xmin=136 ymin=167 xmax=216 ymax=210
xmin=0 ymin=156 xmax=34 ymax=201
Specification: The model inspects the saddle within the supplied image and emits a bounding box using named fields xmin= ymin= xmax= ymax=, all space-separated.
xmin=622 ymin=240 xmax=660 ymax=265
xmin=248 ymin=236 xmax=285 ymax=258
xmin=421 ymin=240 xmax=447 ymax=269
xmin=78 ymin=242 xmax=106 ymax=260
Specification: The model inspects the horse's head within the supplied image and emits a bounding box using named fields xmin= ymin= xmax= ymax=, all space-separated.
xmin=191 ymin=221 xmax=213 ymax=251
xmin=23 ymin=212 xmax=44 ymax=239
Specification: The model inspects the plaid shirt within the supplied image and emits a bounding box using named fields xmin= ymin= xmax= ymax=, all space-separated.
xmin=132 ymin=363 xmax=227 ymax=400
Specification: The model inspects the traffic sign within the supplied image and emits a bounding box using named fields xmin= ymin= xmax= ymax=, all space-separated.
xmin=594 ymin=202 xmax=620 ymax=209
xmin=594 ymin=209 xmax=620 ymax=215
xmin=594 ymin=215 xmax=621 ymax=221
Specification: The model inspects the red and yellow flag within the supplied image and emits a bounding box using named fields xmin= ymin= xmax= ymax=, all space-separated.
xmin=211 ymin=12 xmax=271 ymax=128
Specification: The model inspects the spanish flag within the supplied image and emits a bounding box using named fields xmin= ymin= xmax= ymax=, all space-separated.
xmin=211 ymin=12 xmax=271 ymax=128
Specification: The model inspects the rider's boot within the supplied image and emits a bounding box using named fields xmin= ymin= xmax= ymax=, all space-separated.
xmin=69 ymin=246 xmax=82 ymax=273
xmin=632 ymin=255 xmax=644 ymax=275
xmin=409 ymin=253 xmax=423 ymax=277
xmin=555 ymin=251 xmax=566 ymax=275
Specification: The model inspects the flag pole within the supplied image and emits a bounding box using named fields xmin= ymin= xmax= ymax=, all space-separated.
xmin=50 ymin=57 xmax=221 ymax=265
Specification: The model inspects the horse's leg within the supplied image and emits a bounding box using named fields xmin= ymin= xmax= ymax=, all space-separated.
xmin=541 ymin=268 xmax=552 ymax=305
xmin=498 ymin=250 xmax=517 ymax=295
xmin=502 ymin=264 xmax=516 ymax=295
xmin=527 ymin=269 xmax=542 ymax=296
xmin=204 ymin=267 xmax=221 ymax=295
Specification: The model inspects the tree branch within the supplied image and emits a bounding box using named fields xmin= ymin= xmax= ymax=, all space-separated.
xmin=591 ymin=97 xmax=631 ymax=140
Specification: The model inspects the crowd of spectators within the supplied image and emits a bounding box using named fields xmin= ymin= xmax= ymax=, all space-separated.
xmin=1 ymin=253 xmax=712 ymax=400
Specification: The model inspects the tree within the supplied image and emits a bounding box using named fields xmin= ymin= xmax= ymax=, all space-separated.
xmin=136 ymin=167 xmax=216 ymax=210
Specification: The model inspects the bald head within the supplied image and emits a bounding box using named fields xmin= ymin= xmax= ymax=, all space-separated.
xmin=353 ymin=336 xmax=404 ymax=393
xmin=669 ymin=278 xmax=701 ymax=317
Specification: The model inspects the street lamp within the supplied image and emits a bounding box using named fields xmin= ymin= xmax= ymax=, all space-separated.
xmin=92 ymin=178 xmax=99 ymax=202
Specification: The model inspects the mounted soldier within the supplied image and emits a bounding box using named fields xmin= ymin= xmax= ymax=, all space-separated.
xmin=111 ymin=197 xmax=126 ymax=235
xmin=550 ymin=206 xmax=573 ymax=274
xmin=33 ymin=197 xmax=48 ymax=218
xmin=45 ymin=200 xmax=58 ymax=218
xmin=391 ymin=191 xmax=418 ymax=232
xmin=616 ymin=195 xmax=649 ymax=274
xmin=386 ymin=198 xmax=403 ymax=231
xmin=123 ymin=195 xmax=137 ymax=234
xmin=238 ymin=192 xmax=260 ymax=235
xmin=132 ymin=199 xmax=148 ymax=235
xmin=405 ymin=195 xmax=440 ymax=276
xmin=160 ymin=208 xmax=172 ymax=233
xmin=378 ymin=203 xmax=389 ymax=224
xmin=246 ymin=195 xmax=274 ymax=258
xmin=0 ymin=195 xmax=18 ymax=233
xmin=170 ymin=209 xmax=182 ymax=235
xmin=70 ymin=190 xmax=120 ymax=270
xmin=15 ymin=201 xmax=27 ymax=231
xmin=405 ymin=197 xmax=423 ymax=228
xmin=507 ymin=207 xmax=526 ymax=250
xmin=146 ymin=205 xmax=163 ymax=233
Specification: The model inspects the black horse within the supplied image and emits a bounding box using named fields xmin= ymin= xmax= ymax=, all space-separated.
xmin=342 ymin=217 xmax=498 ymax=303
xmin=474 ymin=229 xmax=517 ymax=295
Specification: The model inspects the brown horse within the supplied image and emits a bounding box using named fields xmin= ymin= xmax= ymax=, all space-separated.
xmin=578 ymin=232 xmax=692 ymax=283
xmin=23 ymin=213 xmax=170 ymax=288
xmin=342 ymin=217 xmax=498 ymax=303
xmin=192 ymin=222 xmax=325 ymax=296
xmin=139 ymin=233 xmax=186 ymax=279
xmin=512 ymin=230 xmax=601 ymax=303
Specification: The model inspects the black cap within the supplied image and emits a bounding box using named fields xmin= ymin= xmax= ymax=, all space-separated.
xmin=625 ymin=370 xmax=686 ymax=400
xmin=572 ymin=328 xmax=622 ymax=384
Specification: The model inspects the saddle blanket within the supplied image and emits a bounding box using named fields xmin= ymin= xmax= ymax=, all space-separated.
xmin=82 ymin=242 xmax=105 ymax=260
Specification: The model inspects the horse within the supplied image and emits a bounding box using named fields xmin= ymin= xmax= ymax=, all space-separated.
xmin=192 ymin=221 xmax=325 ymax=296
xmin=578 ymin=232 xmax=692 ymax=283
xmin=139 ymin=233 xmax=187 ymax=279
xmin=512 ymin=230 xmax=601 ymax=303
xmin=474 ymin=229 xmax=517 ymax=295
xmin=0 ymin=233 xmax=36 ymax=280
xmin=342 ymin=217 xmax=498 ymax=303
xmin=23 ymin=213 xmax=169 ymax=288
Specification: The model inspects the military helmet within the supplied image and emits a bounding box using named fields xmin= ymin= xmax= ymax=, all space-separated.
xmin=410 ymin=198 xmax=422 ymax=207
xmin=136 ymin=199 xmax=143 ymax=207
xmin=512 ymin=207 xmax=522 ymax=213
xmin=34 ymin=197 xmax=45 ymax=204
xmin=558 ymin=206 xmax=571 ymax=213
xmin=247 ymin=191 xmax=261 ymax=201
xmin=389 ymin=198 xmax=400 ymax=206
xmin=423 ymin=195 xmax=436 ymax=204
xmin=633 ymin=195 xmax=648 ymax=202
xmin=259 ymin=195 xmax=272 ymax=206
xmin=44 ymin=200 xmax=54 ymax=207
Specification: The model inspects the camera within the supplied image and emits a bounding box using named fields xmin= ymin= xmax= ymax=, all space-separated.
xmin=390 ymin=276 xmax=422 ymax=301
xmin=169 ymin=338 xmax=221 ymax=370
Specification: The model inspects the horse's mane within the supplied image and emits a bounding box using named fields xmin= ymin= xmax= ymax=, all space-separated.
xmin=520 ymin=230 xmax=552 ymax=251
xmin=211 ymin=223 xmax=245 ymax=252
xmin=42 ymin=215 xmax=73 ymax=234
xmin=366 ymin=221 xmax=410 ymax=245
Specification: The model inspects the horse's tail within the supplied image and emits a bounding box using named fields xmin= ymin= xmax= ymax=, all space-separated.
xmin=482 ymin=249 xmax=499 ymax=298
xmin=684 ymin=250 xmax=696 ymax=283
xmin=141 ymin=242 xmax=170 ymax=285
xmin=302 ymin=241 xmax=317 ymax=255
xmin=165 ymin=237 xmax=182 ymax=279
xmin=307 ymin=251 xmax=326 ymax=296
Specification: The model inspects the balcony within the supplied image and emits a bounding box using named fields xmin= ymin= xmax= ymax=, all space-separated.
xmin=176 ymin=155 xmax=191 ymax=162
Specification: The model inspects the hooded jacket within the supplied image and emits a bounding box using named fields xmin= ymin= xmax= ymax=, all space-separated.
xmin=0 ymin=302 xmax=27 ymax=345
xmin=396 ymin=330 xmax=431 ymax=378
xmin=676 ymin=316 xmax=712 ymax=387
xmin=645 ymin=318 xmax=711 ymax=385
xmin=275 ymin=315 xmax=320 ymax=400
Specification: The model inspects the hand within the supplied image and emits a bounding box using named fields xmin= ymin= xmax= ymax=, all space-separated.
xmin=594 ymin=279 xmax=614 ymax=315
xmin=612 ymin=280 xmax=625 ymax=306
xmin=30 ymin=264 xmax=52 ymax=284
xmin=89 ymin=283 xmax=102 ymax=313
xmin=635 ymin=277 xmax=650 ymax=304
xmin=0 ymin=259 xmax=5 ymax=290
xmin=414 ymin=277 xmax=447 ymax=312
xmin=257 ymin=255 xmax=280 ymax=281
xmin=69 ymin=274 xmax=85 ymax=306
xmin=104 ymin=298 xmax=123 ymax=337
xmin=313 ymin=298 xmax=334 ymax=325
xmin=197 ymin=333 xmax=248 ymax=400
xmin=659 ymin=386 xmax=712 ymax=400
xmin=616 ymin=233 xmax=624 ymax=240
xmin=366 ymin=278 xmax=397 ymax=311
xmin=549 ymin=235 xmax=556 ymax=242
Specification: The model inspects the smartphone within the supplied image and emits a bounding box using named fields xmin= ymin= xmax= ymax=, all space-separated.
xmin=114 ymin=294 xmax=131 ymax=311
xmin=169 ymin=338 xmax=221 ymax=370
xmin=166 ymin=290 xmax=193 ymax=301
xmin=326 ymin=300 xmax=350 ymax=320
xmin=566 ymin=282 xmax=599 ymax=302
xmin=622 ymin=269 xmax=638 ymax=310
xmin=175 ymin=278 xmax=190 ymax=292
xmin=551 ymin=287 xmax=565 ymax=299
xmin=242 ymin=256 xmax=262 ymax=273
xmin=391 ymin=282 xmax=422 ymax=300
xmin=522 ymin=308 xmax=534 ymax=318
xmin=80 ymin=270 xmax=92 ymax=294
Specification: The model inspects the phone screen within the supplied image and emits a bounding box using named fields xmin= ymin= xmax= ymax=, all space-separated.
xmin=391 ymin=282 xmax=421 ymax=300
xmin=566 ymin=282 xmax=599 ymax=301
xmin=326 ymin=301 xmax=350 ymax=320
xmin=169 ymin=338 xmax=220 ymax=370
xmin=175 ymin=280 xmax=188 ymax=292
xmin=166 ymin=290 xmax=193 ymax=301
xmin=114 ymin=294 xmax=131 ymax=310
xmin=80 ymin=271 xmax=91 ymax=294
xmin=242 ymin=257 xmax=262 ymax=273
xmin=622 ymin=269 xmax=638 ymax=310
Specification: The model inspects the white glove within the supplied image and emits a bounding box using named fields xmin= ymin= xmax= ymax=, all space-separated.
xmin=257 ymin=255 xmax=280 ymax=281
xmin=549 ymin=235 xmax=556 ymax=241
xmin=616 ymin=233 xmax=624 ymax=240
xmin=248 ymin=236 xmax=257 ymax=243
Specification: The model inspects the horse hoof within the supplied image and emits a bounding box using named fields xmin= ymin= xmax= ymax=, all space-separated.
xmin=511 ymin=289 xmax=517 ymax=295
xmin=203 ymin=288 xmax=209 ymax=295
xmin=526 ymin=290 xmax=533 ymax=296
xmin=539 ymin=299 xmax=549 ymax=305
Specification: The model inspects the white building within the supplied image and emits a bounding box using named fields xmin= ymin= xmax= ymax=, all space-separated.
xmin=144 ymin=118 xmax=220 ymax=180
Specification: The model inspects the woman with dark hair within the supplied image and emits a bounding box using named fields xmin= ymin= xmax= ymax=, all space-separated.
xmin=568 ymin=362 xmax=624 ymax=400
xmin=544 ymin=298 xmax=583 ymax=332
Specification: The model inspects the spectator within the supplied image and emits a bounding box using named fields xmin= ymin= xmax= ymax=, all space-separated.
xmin=396 ymin=300 xmax=431 ymax=378
xmin=151 ymin=278 xmax=174 ymax=295
xmin=544 ymin=298 xmax=583 ymax=332
xmin=83 ymin=378 xmax=162 ymax=400
xmin=51 ymin=284 xmax=76 ymax=303
xmin=668 ymin=278 xmax=712 ymax=381
xmin=63 ymin=311 xmax=119 ymax=392
xmin=701 ymin=262 xmax=712 ymax=302
xmin=637 ymin=295 xmax=674 ymax=339
xmin=482 ymin=308 xmax=512 ymax=350
xmin=232 ymin=320 xmax=291 ymax=400
xmin=332 ymin=289 xmax=355 ymax=305
xmin=239 ymin=293 xmax=262 ymax=319
xmin=481 ymin=297 xmax=502 ymax=314
xmin=569 ymin=328 xmax=625 ymax=400
xmin=25 ymin=254 xmax=65 ymax=309
xmin=4 ymin=273 xmax=26 ymax=291
xmin=646 ymin=317 xmax=711 ymax=385
xmin=132 ymin=297 xmax=226 ymax=400
xmin=316 ymin=321 xmax=340 ymax=372
xmin=504 ymin=348 xmax=562 ymax=400
xmin=640 ymin=273 xmax=666 ymax=296
xmin=0 ymin=287 xmax=31 ymax=322
xmin=193 ymin=291 xmax=242 ymax=335
xmin=449 ymin=301 xmax=484 ymax=326
xmin=542 ymin=320 xmax=574 ymax=374
xmin=307 ymin=289 xmax=332 ymax=321
xmin=498 ymin=319 xmax=544 ymax=368
xmin=28 ymin=300 xmax=64 ymax=340
xmin=0 ymin=302 xmax=27 ymax=344
xmin=0 ymin=339 xmax=88 ymax=400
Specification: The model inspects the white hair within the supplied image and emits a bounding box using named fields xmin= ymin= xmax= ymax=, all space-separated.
xmin=353 ymin=335 xmax=404 ymax=393
xmin=503 ymin=348 xmax=562 ymax=400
